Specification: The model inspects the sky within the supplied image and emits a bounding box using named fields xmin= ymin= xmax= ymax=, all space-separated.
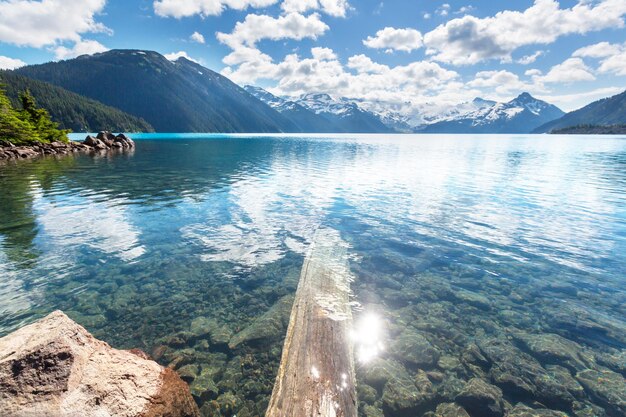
xmin=0 ymin=0 xmax=625 ymax=113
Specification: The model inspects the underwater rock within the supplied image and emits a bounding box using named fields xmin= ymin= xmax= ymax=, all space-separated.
xmin=452 ymin=289 xmax=492 ymax=310
xmin=190 ymin=317 xmax=233 ymax=347
xmin=576 ymin=369 xmax=626 ymax=416
xmin=357 ymin=383 xmax=379 ymax=405
xmin=391 ymin=328 xmax=441 ymax=368
xmin=190 ymin=367 xmax=219 ymax=403
xmin=455 ymin=378 xmax=505 ymax=417
xmin=512 ymin=332 xmax=589 ymax=371
xmin=228 ymin=295 xmax=293 ymax=349
xmin=595 ymin=351 xmax=626 ymax=377
xmin=362 ymin=404 xmax=385 ymax=417
xmin=435 ymin=402 xmax=471 ymax=417
xmin=506 ymin=403 xmax=570 ymax=416
xmin=0 ymin=311 xmax=200 ymax=417
xmin=545 ymin=365 xmax=586 ymax=400
xmin=478 ymin=338 xmax=575 ymax=409
xmin=382 ymin=365 xmax=434 ymax=416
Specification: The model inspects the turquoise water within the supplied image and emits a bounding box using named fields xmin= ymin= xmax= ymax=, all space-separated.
xmin=1 ymin=134 xmax=625 ymax=416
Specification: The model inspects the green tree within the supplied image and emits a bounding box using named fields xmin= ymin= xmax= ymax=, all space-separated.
xmin=19 ymin=89 xmax=69 ymax=143
xmin=0 ymin=85 xmax=70 ymax=145
xmin=0 ymin=86 xmax=39 ymax=145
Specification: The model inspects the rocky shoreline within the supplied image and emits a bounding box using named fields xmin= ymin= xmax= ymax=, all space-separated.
xmin=0 ymin=131 xmax=135 ymax=161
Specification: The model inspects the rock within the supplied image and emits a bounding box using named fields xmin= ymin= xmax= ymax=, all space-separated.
xmin=189 ymin=317 xmax=232 ymax=347
xmin=357 ymin=383 xmax=379 ymax=405
xmin=362 ymin=404 xmax=385 ymax=417
xmin=546 ymin=365 xmax=585 ymax=400
xmin=0 ymin=311 xmax=200 ymax=417
xmin=507 ymin=404 xmax=571 ymax=416
xmin=50 ymin=141 xmax=67 ymax=149
xmin=513 ymin=332 xmax=589 ymax=371
xmin=453 ymin=289 xmax=492 ymax=310
xmin=190 ymin=367 xmax=219 ymax=403
xmin=455 ymin=378 xmax=505 ymax=417
xmin=391 ymin=328 xmax=440 ymax=368
xmin=84 ymin=135 xmax=99 ymax=147
xmin=479 ymin=338 xmax=575 ymax=409
xmin=177 ymin=364 xmax=199 ymax=383
xmin=435 ymin=402 xmax=471 ymax=417
xmin=380 ymin=363 xmax=435 ymax=416
xmin=576 ymin=369 xmax=626 ymax=416
xmin=228 ymin=295 xmax=293 ymax=349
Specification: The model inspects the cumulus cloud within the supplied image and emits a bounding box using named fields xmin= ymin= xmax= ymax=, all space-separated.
xmin=517 ymin=50 xmax=544 ymax=65
xmin=573 ymin=41 xmax=623 ymax=58
xmin=0 ymin=55 xmax=26 ymax=70
xmin=217 ymin=12 xmax=329 ymax=49
xmin=164 ymin=51 xmax=201 ymax=63
xmin=536 ymin=58 xmax=596 ymax=83
xmin=190 ymin=31 xmax=205 ymax=44
xmin=363 ymin=27 xmax=423 ymax=53
xmin=347 ymin=54 xmax=388 ymax=74
xmin=0 ymin=0 xmax=109 ymax=48
xmin=423 ymin=0 xmax=626 ymax=65
xmin=282 ymin=0 xmax=350 ymax=17
xmin=54 ymin=39 xmax=108 ymax=60
xmin=153 ymin=0 xmax=278 ymax=18
xmin=468 ymin=70 xmax=528 ymax=94
xmin=572 ymin=41 xmax=626 ymax=76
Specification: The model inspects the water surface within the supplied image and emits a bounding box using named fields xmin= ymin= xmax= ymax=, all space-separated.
xmin=1 ymin=134 xmax=625 ymax=416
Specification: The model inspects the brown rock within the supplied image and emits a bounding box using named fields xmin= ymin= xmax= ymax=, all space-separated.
xmin=0 ymin=311 xmax=200 ymax=417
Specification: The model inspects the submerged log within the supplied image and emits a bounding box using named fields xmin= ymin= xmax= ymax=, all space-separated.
xmin=266 ymin=228 xmax=357 ymax=417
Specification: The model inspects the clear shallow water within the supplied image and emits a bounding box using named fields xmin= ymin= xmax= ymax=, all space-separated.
xmin=1 ymin=134 xmax=625 ymax=416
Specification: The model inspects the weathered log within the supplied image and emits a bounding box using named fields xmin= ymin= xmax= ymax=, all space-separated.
xmin=266 ymin=228 xmax=357 ymax=417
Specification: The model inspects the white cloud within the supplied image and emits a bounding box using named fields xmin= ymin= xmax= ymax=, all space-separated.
xmin=423 ymin=0 xmax=626 ymax=65
xmin=165 ymin=51 xmax=201 ymax=63
xmin=363 ymin=27 xmax=423 ymax=52
xmin=153 ymin=0 xmax=278 ymax=18
xmin=0 ymin=0 xmax=110 ymax=48
xmin=54 ymin=39 xmax=108 ymax=60
xmin=538 ymin=58 xmax=596 ymax=84
xmin=437 ymin=4 xmax=451 ymax=17
xmin=597 ymin=50 xmax=626 ymax=76
xmin=311 ymin=47 xmax=336 ymax=61
xmin=217 ymin=12 xmax=329 ymax=49
xmin=190 ymin=31 xmax=205 ymax=44
xmin=0 ymin=55 xmax=26 ymax=70
xmin=517 ymin=50 xmax=544 ymax=65
xmin=572 ymin=41 xmax=626 ymax=76
xmin=468 ymin=70 xmax=528 ymax=94
xmin=347 ymin=54 xmax=388 ymax=74
xmin=573 ymin=41 xmax=623 ymax=58
xmin=281 ymin=0 xmax=350 ymax=17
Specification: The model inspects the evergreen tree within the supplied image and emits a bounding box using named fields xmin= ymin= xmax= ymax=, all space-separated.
xmin=0 ymin=85 xmax=39 ymax=145
xmin=0 ymin=85 xmax=69 ymax=145
xmin=19 ymin=89 xmax=69 ymax=143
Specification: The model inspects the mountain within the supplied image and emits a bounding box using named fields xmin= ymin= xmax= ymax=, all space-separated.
xmin=245 ymin=87 xmax=394 ymax=133
xmin=295 ymin=93 xmax=394 ymax=133
xmin=419 ymin=93 xmax=564 ymax=133
xmin=534 ymin=89 xmax=626 ymax=133
xmin=15 ymin=50 xmax=296 ymax=133
xmin=244 ymin=86 xmax=336 ymax=132
xmin=0 ymin=70 xmax=153 ymax=133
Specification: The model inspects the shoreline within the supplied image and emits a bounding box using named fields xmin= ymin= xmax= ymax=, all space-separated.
xmin=0 ymin=132 xmax=134 ymax=161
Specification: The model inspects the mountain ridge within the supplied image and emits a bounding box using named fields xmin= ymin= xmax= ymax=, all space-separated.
xmin=15 ymin=50 xmax=296 ymax=133
xmin=534 ymin=89 xmax=626 ymax=133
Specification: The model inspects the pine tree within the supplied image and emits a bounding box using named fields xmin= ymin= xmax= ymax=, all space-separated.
xmin=0 ymin=85 xmax=39 ymax=145
xmin=19 ymin=89 xmax=69 ymax=143
xmin=0 ymin=85 xmax=70 ymax=146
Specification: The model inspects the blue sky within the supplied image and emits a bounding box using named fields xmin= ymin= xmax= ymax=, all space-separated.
xmin=0 ymin=0 xmax=625 ymax=113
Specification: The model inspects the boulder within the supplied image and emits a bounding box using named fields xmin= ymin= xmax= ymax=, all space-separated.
xmin=391 ymin=328 xmax=440 ymax=368
xmin=576 ymin=369 xmax=626 ymax=416
xmin=455 ymin=378 xmax=505 ymax=417
xmin=435 ymin=402 xmax=470 ymax=417
xmin=0 ymin=311 xmax=200 ymax=417
xmin=506 ymin=403 xmax=571 ymax=416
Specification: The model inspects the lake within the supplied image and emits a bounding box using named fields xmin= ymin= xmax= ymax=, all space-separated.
xmin=1 ymin=134 xmax=625 ymax=416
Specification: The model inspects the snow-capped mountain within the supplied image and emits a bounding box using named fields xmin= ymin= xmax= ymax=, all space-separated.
xmin=419 ymin=93 xmax=565 ymax=133
xmin=245 ymin=87 xmax=393 ymax=133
